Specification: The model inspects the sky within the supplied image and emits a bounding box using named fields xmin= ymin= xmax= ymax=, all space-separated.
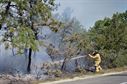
xmin=55 ymin=0 xmax=127 ymax=29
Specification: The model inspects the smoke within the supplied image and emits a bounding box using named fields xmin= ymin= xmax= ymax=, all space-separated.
xmin=0 ymin=43 xmax=27 ymax=73
xmin=0 ymin=27 xmax=52 ymax=74
xmin=0 ymin=27 xmax=90 ymax=75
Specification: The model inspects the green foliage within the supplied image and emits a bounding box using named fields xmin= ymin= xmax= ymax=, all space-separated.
xmin=11 ymin=25 xmax=39 ymax=53
xmin=0 ymin=0 xmax=61 ymax=53
xmin=89 ymin=11 xmax=127 ymax=68
xmin=112 ymin=49 xmax=127 ymax=67
xmin=77 ymin=32 xmax=93 ymax=52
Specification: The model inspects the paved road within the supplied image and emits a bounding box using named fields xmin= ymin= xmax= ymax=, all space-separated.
xmin=58 ymin=72 xmax=127 ymax=84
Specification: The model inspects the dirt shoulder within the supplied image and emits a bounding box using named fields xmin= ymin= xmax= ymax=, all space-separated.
xmin=0 ymin=74 xmax=32 ymax=84
xmin=0 ymin=67 xmax=126 ymax=84
xmin=34 ymin=66 xmax=127 ymax=84
xmin=0 ymin=78 xmax=31 ymax=84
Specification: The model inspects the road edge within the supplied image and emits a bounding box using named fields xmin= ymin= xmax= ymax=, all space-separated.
xmin=39 ymin=71 xmax=127 ymax=84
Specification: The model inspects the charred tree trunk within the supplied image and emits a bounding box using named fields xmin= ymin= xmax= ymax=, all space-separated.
xmin=61 ymin=58 xmax=67 ymax=71
xmin=27 ymin=48 xmax=32 ymax=73
xmin=75 ymin=59 xmax=79 ymax=68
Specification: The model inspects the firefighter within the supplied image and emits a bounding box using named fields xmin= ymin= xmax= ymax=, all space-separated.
xmin=88 ymin=51 xmax=102 ymax=72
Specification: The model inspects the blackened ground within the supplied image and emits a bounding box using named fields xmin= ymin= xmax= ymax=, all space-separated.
xmin=0 ymin=79 xmax=31 ymax=84
xmin=0 ymin=74 xmax=33 ymax=84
